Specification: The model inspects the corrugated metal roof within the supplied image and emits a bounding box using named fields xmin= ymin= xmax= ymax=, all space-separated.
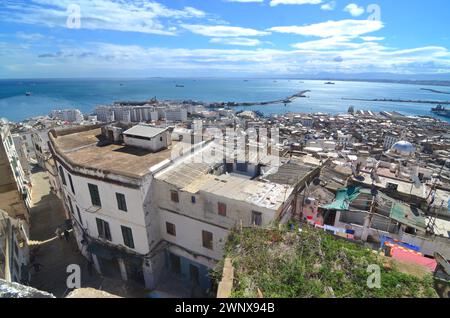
xmin=123 ymin=125 xmax=167 ymax=138
xmin=265 ymin=162 xmax=316 ymax=185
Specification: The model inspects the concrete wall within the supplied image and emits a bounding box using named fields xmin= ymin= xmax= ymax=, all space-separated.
xmin=124 ymin=132 xmax=170 ymax=152
xmin=57 ymin=163 xmax=151 ymax=255
xmin=159 ymin=208 xmax=229 ymax=262
xmin=401 ymin=233 xmax=450 ymax=259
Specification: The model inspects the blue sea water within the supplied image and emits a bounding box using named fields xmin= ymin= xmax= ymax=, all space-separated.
xmin=0 ymin=78 xmax=449 ymax=123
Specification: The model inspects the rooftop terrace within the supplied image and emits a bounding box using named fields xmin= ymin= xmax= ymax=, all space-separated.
xmin=50 ymin=127 xmax=175 ymax=179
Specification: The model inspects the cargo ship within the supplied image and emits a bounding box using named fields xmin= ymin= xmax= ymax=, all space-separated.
xmin=431 ymin=104 xmax=450 ymax=118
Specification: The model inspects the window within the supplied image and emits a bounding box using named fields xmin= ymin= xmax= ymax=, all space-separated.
xmin=96 ymin=218 xmax=111 ymax=241
xmin=191 ymin=196 xmax=196 ymax=204
xmin=121 ymin=226 xmax=135 ymax=249
xmin=218 ymin=202 xmax=227 ymax=217
xmin=88 ymin=183 xmax=101 ymax=207
xmin=252 ymin=211 xmax=263 ymax=226
xmin=68 ymin=174 xmax=75 ymax=194
xmin=160 ymin=136 xmax=163 ymax=142
xmin=116 ymin=193 xmax=127 ymax=212
xmin=202 ymin=230 xmax=213 ymax=250
xmin=190 ymin=264 xmax=200 ymax=285
xmin=59 ymin=166 xmax=66 ymax=186
xmin=67 ymin=196 xmax=74 ymax=214
xmin=76 ymin=206 xmax=83 ymax=226
xmin=170 ymin=190 xmax=179 ymax=203
xmin=170 ymin=254 xmax=181 ymax=274
xmin=166 ymin=222 xmax=176 ymax=236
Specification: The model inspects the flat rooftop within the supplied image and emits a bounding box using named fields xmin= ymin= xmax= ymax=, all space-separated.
xmin=264 ymin=162 xmax=317 ymax=186
xmin=199 ymin=174 xmax=293 ymax=210
xmin=51 ymin=127 xmax=174 ymax=179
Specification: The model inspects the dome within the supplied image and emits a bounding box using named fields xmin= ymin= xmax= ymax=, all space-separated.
xmin=390 ymin=141 xmax=415 ymax=157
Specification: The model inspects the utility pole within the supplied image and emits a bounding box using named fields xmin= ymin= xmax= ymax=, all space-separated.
xmin=362 ymin=195 xmax=376 ymax=242
xmin=426 ymin=200 xmax=444 ymax=235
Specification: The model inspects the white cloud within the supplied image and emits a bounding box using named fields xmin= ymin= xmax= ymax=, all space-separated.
xmin=269 ymin=19 xmax=384 ymax=38
xmin=270 ymin=0 xmax=322 ymax=6
xmin=344 ymin=3 xmax=365 ymax=17
xmin=15 ymin=32 xmax=46 ymax=41
xmin=182 ymin=24 xmax=270 ymax=37
xmin=361 ymin=36 xmax=385 ymax=41
xmin=210 ymin=38 xmax=262 ymax=46
xmin=0 ymin=0 xmax=207 ymax=35
xmin=224 ymin=0 xmax=264 ymax=2
xmin=5 ymin=39 xmax=447 ymax=78
xmin=320 ymin=1 xmax=336 ymax=11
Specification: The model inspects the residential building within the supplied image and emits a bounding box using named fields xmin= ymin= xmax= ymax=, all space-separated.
xmin=165 ymin=107 xmax=188 ymax=122
xmin=48 ymin=123 xmax=296 ymax=293
xmin=50 ymin=109 xmax=84 ymax=123
xmin=0 ymin=209 xmax=29 ymax=284
xmin=0 ymin=122 xmax=31 ymax=223
xmin=31 ymin=130 xmax=51 ymax=169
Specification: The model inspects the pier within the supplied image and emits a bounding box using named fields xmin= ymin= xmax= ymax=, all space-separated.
xmin=207 ymin=90 xmax=311 ymax=108
xmin=342 ymin=97 xmax=450 ymax=105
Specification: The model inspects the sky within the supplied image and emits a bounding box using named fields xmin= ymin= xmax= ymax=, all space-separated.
xmin=0 ymin=0 xmax=450 ymax=79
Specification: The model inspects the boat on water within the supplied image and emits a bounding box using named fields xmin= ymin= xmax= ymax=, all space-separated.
xmin=431 ymin=104 xmax=450 ymax=118
xmin=25 ymin=92 xmax=32 ymax=96
xmin=324 ymin=82 xmax=335 ymax=85
xmin=175 ymin=84 xmax=185 ymax=88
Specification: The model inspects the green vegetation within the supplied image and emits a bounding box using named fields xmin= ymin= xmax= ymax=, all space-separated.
xmin=213 ymin=225 xmax=437 ymax=298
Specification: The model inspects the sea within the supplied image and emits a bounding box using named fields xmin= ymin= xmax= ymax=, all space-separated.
xmin=1 ymin=78 xmax=450 ymax=123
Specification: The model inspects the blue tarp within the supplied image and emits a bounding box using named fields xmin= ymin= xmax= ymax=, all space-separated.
xmin=380 ymin=236 xmax=421 ymax=252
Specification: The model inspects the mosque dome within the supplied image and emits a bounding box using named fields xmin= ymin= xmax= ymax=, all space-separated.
xmin=390 ymin=141 xmax=415 ymax=157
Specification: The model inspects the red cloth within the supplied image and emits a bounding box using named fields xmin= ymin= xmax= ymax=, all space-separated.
xmin=390 ymin=247 xmax=437 ymax=272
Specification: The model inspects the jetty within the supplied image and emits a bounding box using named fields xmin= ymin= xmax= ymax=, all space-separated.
xmin=207 ymin=90 xmax=311 ymax=108
xmin=342 ymin=97 xmax=450 ymax=105
xmin=421 ymin=88 xmax=450 ymax=95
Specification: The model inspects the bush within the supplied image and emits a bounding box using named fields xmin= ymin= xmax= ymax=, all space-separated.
xmin=214 ymin=225 xmax=437 ymax=298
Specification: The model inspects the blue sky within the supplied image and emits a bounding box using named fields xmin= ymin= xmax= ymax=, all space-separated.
xmin=0 ymin=0 xmax=449 ymax=78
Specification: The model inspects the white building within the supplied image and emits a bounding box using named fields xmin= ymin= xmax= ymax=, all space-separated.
xmin=123 ymin=125 xmax=171 ymax=152
xmin=11 ymin=131 xmax=35 ymax=161
xmin=95 ymin=105 xmax=160 ymax=124
xmin=49 ymin=124 xmax=295 ymax=294
xmin=336 ymin=132 xmax=353 ymax=148
xmin=0 ymin=122 xmax=32 ymax=222
xmin=0 ymin=209 xmax=30 ymax=284
xmin=11 ymin=135 xmax=31 ymax=179
xmin=165 ymin=107 xmax=188 ymax=122
xmin=31 ymin=130 xmax=51 ymax=169
xmin=306 ymin=139 xmax=336 ymax=151
xmin=48 ymin=125 xmax=177 ymax=288
xmin=50 ymin=109 xmax=84 ymax=123
xmin=94 ymin=106 xmax=115 ymax=123
xmin=383 ymin=133 xmax=400 ymax=150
